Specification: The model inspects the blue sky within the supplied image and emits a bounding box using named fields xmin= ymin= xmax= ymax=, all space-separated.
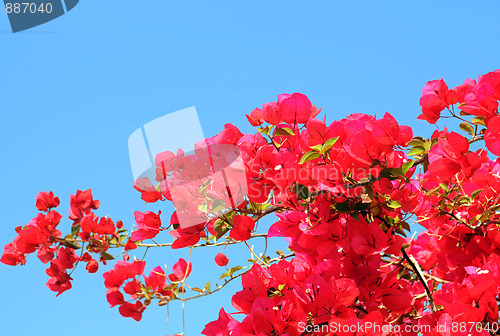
xmin=1 ymin=1 xmax=500 ymax=335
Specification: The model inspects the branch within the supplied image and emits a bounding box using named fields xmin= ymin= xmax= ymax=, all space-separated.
xmin=137 ymin=233 xmax=269 ymax=248
xmin=469 ymin=134 xmax=484 ymax=144
xmin=376 ymin=216 xmax=436 ymax=312
xmin=400 ymin=248 xmax=437 ymax=312
xmin=179 ymin=253 xmax=295 ymax=302
xmin=381 ymin=257 xmax=448 ymax=284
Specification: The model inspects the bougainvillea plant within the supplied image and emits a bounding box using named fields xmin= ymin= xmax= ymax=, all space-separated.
xmin=3 ymin=70 xmax=500 ymax=336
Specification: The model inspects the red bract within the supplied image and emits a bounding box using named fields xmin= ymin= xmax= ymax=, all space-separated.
xmin=202 ymin=308 xmax=239 ymax=336
xmin=229 ymin=215 xmax=255 ymax=241
xmin=36 ymin=191 xmax=60 ymax=212
xmin=485 ymin=115 xmax=500 ymax=155
xmin=119 ymin=301 xmax=145 ymax=321
xmin=80 ymin=214 xmax=116 ymax=238
xmin=458 ymin=78 xmax=499 ymax=117
xmin=145 ymin=266 xmax=166 ymax=290
xmin=279 ymin=93 xmax=313 ymax=124
xmin=131 ymin=210 xmax=162 ymax=241
xmin=134 ymin=177 xmax=163 ymax=203
xmin=215 ymin=253 xmax=229 ymax=266
xmin=69 ymin=189 xmax=100 ymax=221
xmin=169 ymin=258 xmax=192 ymax=281
xmin=418 ymin=79 xmax=458 ymax=123
xmin=46 ymin=247 xmax=79 ymax=296
xmin=0 ymin=242 xmax=25 ymax=266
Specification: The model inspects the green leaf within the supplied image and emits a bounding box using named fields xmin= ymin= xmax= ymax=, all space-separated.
xmin=322 ymin=137 xmax=339 ymax=152
xmin=407 ymin=138 xmax=425 ymax=147
xmin=219 ymin=266 xmax=243 ymax=280
xmin=408 ymin=146 xmax=426 ymax=156
xmin=379 ymin=168 xmax=395 ymax=180
xmin=423 ymin=141 xmax=432 ymax=151
xmin=402 ymin=161 xmax=414 ymax=175
xmin=354 ymin=201 xmax=370 ymax=211
xmin=394 ymin=226 xmax=407 ymax=237
xmin=228 ymin=266 xmax=243 ymax=275
xmin=459 ymin=122 xmax=475 ymax=134
xmin=216 ymin=227 xmax=229 ymax=240
xmin=299 ymin=151 xmax=321 ymax=164
xmin=274 ymin=127 xmax=295 ymax=137
xmin=71 ymin=223 xmax=80 ymax=236
xmin=387 ymin=200 xmax=401 ymax=209
xmin=334 ymin=201 xmax=350 ymax=213
xmin=198 ymin=202 xmax=208 ymax=213
xmin=310 ymin=144 xmax=323 ymax=151
xmin=258 ymin=125 xmax=273 ymax=136
xmin=471 ymin=117 xmax=486 ymax=126
xmin=459 ymin=110 xmax=471 ymax=116
xmin=214 ymin=219 xmax=225 ymax=232
xmin=400 ymin=221 xmax=411 ymax=232
xmin=204 ymin=282 xmax=211 ymax=292
xmin=101 ymin=251 xmax=115 ymax=260
xmin=459 ymin=196 xmax=471 ymax=204
xmin=61 ymin=240 xmax=81 ymax=250
xmin=350 ymin=212 xmax=360 ymax=221
xmin=439 ymin=183 xmax=449 ymax=193
xmin=294 ymin=183 xmax=310 ymax=199
xmin=391 ymin=167 xmax=404 ymax=176
xmin=471 ymin=189 xmax=482 ymax=200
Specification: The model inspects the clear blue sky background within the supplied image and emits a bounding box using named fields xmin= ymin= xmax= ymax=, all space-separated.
xmin=1 ymin=1 xmax=500 ymax=335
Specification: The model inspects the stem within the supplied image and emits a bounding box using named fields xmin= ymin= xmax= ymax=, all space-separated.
xmin=137 ymin=233 xmax=269 ymax=248
xmin=376 ymin=215 xmax=436 ymax=312
xmin=244 ymin=241 xmax=267 ymax=264
xmin=179 ymin=253 xmax=294 ymax=302
xmin=400 ymin=248 xmax=437 ymax=312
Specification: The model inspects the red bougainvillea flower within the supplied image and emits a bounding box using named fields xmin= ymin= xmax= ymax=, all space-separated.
xmin=169 ymin=212 xmax=206 ymax=249
xmin=168 ymin=258 xmax=192 ymax=282
xmin=0 ymin=242 xmax=26 ymax=266
xmin=456 ymin=73 xmax=499 ymax=117
xmin=485 ymin=115 xmax=500 ymax=155
xmin=145 ymin=266 xmax=167 ymax=291
xmin=79 ymin=214 xmax=116 ymax=239
xmin=69 ymin=189 xmax=100 ymax=221
xmin=46 ymin=247 xmax=79 ymax=296
xmin=36 ymin=191 xmax=60 ymax=212
xmin=202 ymin=308 xmax=239 ymax=336
xmin=279 ymin=93 xmax=313 ymax=124
xmin=119 ymin=301 xmax=145 ymax=321
xmin=131 ymin=210 xmax=162 ymax=241
xmin=215 ymin=253 xmax=229 ymax=267
xmin=229 ymin=215 xmax=255 ymax=241
xmin=103 ymin=260 xmax=146 ymax=290
xmin=417 ymin=79 xmax=458 ymax=123
xmin=134 ymin=177 xmax=163 ymax=203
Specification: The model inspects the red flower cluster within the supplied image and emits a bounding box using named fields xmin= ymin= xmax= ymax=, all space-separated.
xmin=1 ymin=189 xmax=128 ymax=295
xmin=104 ymin=259 xmax=191 ymax=321
xmin=418 ymin=70 xmax=500 ymax=156
xmin=131 ymin=210 xmax=163 ymax=241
